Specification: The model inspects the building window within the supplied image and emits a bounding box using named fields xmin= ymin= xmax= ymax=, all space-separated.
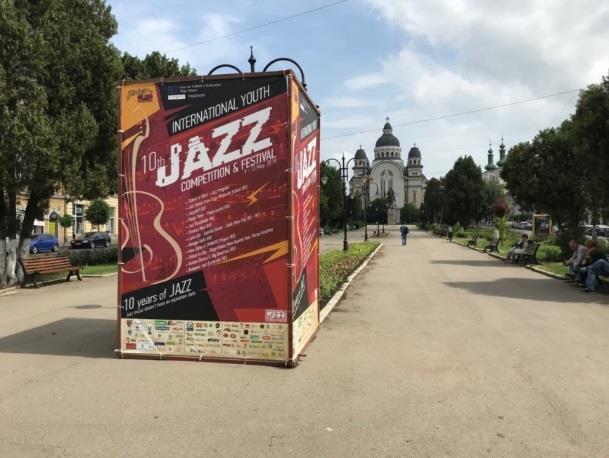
xmin=108 ymin=207 xmax=116 ymax=235
xmin=73 ymin=203 xmax=84 ymax=236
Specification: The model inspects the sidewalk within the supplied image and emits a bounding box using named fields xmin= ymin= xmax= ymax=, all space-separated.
xmin=1 ymin=229 xmax=609 ymax=456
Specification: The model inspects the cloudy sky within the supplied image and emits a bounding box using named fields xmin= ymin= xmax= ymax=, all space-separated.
xmin=108 ymin=0 xmax=609 ymax=178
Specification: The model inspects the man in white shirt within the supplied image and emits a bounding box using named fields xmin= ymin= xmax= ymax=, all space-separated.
xmin=565 ymin=240 xmax=587 ymax=277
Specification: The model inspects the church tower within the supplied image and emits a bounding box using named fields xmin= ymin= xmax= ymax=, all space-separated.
xmin=404 ymin=144 xmax=425 ymax=208
xmin=497 ymin=136 xmax=507 ymax=167
xmin=485 ymin=143 xmax=497 ymax=171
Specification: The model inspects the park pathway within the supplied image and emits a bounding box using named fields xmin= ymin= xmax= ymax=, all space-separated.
xmin=1 ymin=229 xmax=609 ymax=456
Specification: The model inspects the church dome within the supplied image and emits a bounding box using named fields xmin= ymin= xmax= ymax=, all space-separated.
xmin=408 ymin=146 xmax=421 ymax=158
xmin=375 ymin=119 xmax=400 ymax=148
xmin=355 ymin=146 xmax=368 ymax=159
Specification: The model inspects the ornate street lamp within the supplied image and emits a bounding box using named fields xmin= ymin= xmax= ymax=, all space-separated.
xmin=323 ymin=153 xmax=355 ymax=251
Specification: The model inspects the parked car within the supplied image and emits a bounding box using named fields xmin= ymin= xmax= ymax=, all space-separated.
xmin=30 ymin=233 xmax=59 ymax=254
xmin=70 ymin=231 xmax=111 ymax=249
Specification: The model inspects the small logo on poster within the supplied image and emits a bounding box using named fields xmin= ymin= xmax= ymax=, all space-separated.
xmin=265 ymin=309 xmax=288 ymax=323
xmin=127 ymin=88 xmax=153 ymax=103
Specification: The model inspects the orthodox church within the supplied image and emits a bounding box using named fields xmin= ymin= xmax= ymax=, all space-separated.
xmin=349 ymin=119 xmax=426 ymax=224
xmin=482 ymin=137 xmax=508 ymax=184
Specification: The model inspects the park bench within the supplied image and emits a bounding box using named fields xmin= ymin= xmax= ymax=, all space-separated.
xmin=483 ymin=238 xmax=501 ymax=253
xmin=19 ymin=255 xmax=82 ymax=288
xmin=514 ymin=242 xmax=541 ymax=265
xmin=467 ymin=234 xmax=479 ymax=247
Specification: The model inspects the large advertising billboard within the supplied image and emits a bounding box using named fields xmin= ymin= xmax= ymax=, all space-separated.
xmin=117 ymin=72 xmax=319 ymax=364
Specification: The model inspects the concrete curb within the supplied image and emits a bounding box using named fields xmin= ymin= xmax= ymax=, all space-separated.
xmin=525 ymin=265 xmax=566 ymax=280
xmin=0 ymin=286 xmax=18 ymax=297
xmin=319 ymin=243 xmax=383 ymax=324
xmin=82 ymin=272 xmax=118 ymax=278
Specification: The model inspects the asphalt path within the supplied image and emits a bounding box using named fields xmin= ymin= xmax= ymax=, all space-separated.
xmin=1 ymin=229 xmax=609 ymax=456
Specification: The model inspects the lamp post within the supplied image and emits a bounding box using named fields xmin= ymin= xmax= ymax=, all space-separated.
xmin=323 ymin=153 xmax=354 ymax=251
xmin=362 ymin=172 xmax=378 ymax=242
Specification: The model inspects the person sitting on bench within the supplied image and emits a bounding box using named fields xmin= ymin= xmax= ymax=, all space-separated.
xmin=575 ymin=240 xmax=605 ymax=285
xmin=505 ymin=234 xmax=528 ymax=262
xmin=564 ymin=240 xmax=587 ymax=278
xmin=582 ymin=255 xmax=609 ymax=293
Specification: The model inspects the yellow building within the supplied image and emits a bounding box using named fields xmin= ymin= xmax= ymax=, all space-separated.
xmin=16 ymin=192 xmax=118 ymax=245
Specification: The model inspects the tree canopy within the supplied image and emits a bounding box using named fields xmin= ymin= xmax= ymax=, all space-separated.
xmin=442 ymin=156 xmax=485 ymax=226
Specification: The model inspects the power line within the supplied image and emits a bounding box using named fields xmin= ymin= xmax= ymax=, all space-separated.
xmin=322 ymin=88 xmax=581 ymax=141
xmin=166 ymin=0 xmax=350 ymax=53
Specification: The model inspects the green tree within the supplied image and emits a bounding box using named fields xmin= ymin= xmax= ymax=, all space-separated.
xmin=571 ymin=76 xmax=609 ymax=221
xmin=367 ymin=198 xmax=389 ymax=225
xmin=0 ymin=1 xmax=197 ymax=284
xmin=58 ymin=214 xmax=73 ymax=244
xmin=0 ymin=0 xmax=51 ymax=284
xmin=420 ymin=177 xmax=444 ymax=225
xmin=122 ymin=51 xmax=196 ymax=80
xmin=443 ymin=156 xmax=485 ymax=227
xmin=480 ymin=177 xmax=505 ymax=222
xmin=400 ymin=203 xmax=420 ymax=224
xmin=320 ymin=163 xmax=343 ymax=228
xmin=85 ymin=199 xmax=110 ymax=231
xmin=502 ymin=122 xmax=589 ymax=246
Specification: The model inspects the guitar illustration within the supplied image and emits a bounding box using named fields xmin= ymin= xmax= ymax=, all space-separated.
xmin=121 ymin=107 xmax=183 ymax=284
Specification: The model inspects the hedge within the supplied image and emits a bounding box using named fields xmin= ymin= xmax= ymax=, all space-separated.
xmin=59 ymin=246 xmax=117 ymax=266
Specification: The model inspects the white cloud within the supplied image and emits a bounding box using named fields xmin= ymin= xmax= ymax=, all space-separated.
xmin=325 ymin=0 xmax=609 ymax=177
xmin=344 ymin=72 xmax=388 ymax=90
xmin=112 ymin=10 xmax=249 ymax=74
xmin=322 ymin=96 xmax=371 ymax=109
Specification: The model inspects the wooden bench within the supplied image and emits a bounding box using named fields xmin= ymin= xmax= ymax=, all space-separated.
xmin=483 ymin=238 xmax=501 ymax=253
xmin=467 ymin=234 xmax=479 ymax=247
xmin=514 ymin=242 xmax=541 ymax=264
xmin=20 ymin=255 xmax=82 ymax=288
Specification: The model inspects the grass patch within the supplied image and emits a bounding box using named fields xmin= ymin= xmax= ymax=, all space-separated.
xmin=82 ymin=263 xmax=117 ymax=275
xmin=536 ymin=262 xmax=568 ymax=277
xmin=320 ymin=241 xmax=380 ymax=305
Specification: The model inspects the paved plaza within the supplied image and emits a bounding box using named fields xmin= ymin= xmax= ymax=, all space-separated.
xmin=1 ymin=229 xmax=609 ymax=456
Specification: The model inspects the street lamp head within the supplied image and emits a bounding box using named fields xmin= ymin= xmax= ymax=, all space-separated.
xmin=321 ymin=175 xmax=328 ymax=185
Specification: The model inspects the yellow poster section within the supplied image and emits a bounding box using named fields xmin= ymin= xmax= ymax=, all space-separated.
xmin=292 ymin=300 xmax=319 ymax=356
xmin=121 ymin=319 xmax=288 ymax=361
xmin=119 ymin=83 xmax=160 ymax=140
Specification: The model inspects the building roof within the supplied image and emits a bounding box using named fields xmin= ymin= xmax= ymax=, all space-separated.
xmin=408 ymin=146 xmax=421 ymax=158
xmin=355 ymin=146 xmax=368 ymax=159
xmin=375 ymin=120 xmax=400 ymax=148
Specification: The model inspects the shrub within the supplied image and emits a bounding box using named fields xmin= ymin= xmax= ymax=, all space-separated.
xmin=537 ymin=244 xmax=563 ymax=263
xmin=59 ymin=246 xmax=117 ymax=266
xmin=320 ymin=242 xmax=379 ymax=305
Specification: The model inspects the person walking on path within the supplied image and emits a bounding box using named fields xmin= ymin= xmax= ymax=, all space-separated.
xmin=400 ymin=225 xmax=409 ymax=245
xmin=447 ymin=225 xmax=453 ymax=243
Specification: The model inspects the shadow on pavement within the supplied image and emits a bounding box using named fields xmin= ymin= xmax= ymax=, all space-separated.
xmin=431 ymin=259 xmax=510 ymax=268
xmin=445 ymin=278 xmax=609 ymax=304
xmin=0 ymin=318 xmax=115 ymax=358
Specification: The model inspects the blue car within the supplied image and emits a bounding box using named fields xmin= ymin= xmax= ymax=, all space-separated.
xmin=30 ymin=234 xmax=59 ymax=254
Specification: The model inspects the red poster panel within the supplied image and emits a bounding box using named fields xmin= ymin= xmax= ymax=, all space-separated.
xmin=290 ymin=79 xmax=321 ymax=356
xmin=118 ymin=74 xmax=294 ymax=361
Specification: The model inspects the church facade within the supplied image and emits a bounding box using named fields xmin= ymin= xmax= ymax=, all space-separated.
xmin=349 ymin=119 xmax=426 ymax=224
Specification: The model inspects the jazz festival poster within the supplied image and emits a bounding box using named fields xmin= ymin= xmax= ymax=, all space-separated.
xmin=117 ymin=71 xmax=320 ymax=364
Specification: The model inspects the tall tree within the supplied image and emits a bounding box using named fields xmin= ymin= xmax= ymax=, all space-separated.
xmin=502 ymin=122 xmax=589 ymax=245
xmin=320 ymin=163 xmax=343 ymax=228
xmin=420 ymin=177 xmax=444 ymax=225
xmin=443 ymin=156 xmax=485 ymax=226
xmin=571 ymin=76 xmax=609 ymax=221
xmin=0 ymin=0 xmax=51 ymax=284
xmin=122 ymin=51 xmax=196 ymax=80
